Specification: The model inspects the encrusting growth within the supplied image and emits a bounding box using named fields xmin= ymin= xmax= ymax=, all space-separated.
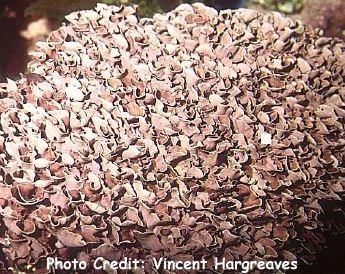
xmin=0 ymin=3 xmax=344 ymax=273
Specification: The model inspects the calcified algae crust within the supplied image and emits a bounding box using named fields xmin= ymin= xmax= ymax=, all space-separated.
xmin=0 ymin=3 xmax=344 ymax=273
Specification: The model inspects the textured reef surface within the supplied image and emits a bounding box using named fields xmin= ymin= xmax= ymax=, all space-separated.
xmin=0 ymin=3 xmax=344 ymax=273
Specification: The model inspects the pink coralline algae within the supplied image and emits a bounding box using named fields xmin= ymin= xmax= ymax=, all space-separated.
xmin=0 ymin=3 xmax=344 ymax=273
